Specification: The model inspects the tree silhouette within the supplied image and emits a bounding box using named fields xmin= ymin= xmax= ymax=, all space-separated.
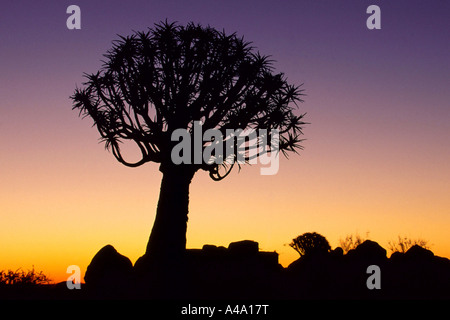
xmin=290 ymin=232 xmax=331 ymax=257
xmin=71 ymin=21 xmax=306 ymax=265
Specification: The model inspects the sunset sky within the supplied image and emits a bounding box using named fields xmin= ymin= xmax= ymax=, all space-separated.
xmin=1 ymin=0 xmax=449 ymax=283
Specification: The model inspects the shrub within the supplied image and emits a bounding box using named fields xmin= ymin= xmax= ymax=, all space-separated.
xmin=387 ymin=236 xmax=429 ymax=254
xmin=0 ymin=267 xmax=51 ymax=286
xmin=289 ymin=232 xmax=331 ymax=257
xmin=339 ymin=232 xmax=369 ymax=254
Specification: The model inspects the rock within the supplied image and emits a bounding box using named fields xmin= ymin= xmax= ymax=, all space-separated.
xmin=202 ymin=244 xmax=226 ymax=253
xmin=228 ymin=240 xmax=259 ymax=256
xmin=199 ymin=244 xmax=227 ymax=258
xmin=330 ymin=247 xmax=344 ymax=258
xmin=84 ymin=244 xmax=133 ymax=286
xmin=202 ymin=244 xmax=217 ymax=251
xmin=404 ymin=245 xmax=434 ymax=260
xmin=347 ymin=240 xmax=387 ymax=262
xmin=389 ymin=251 xmax=404 ymax=262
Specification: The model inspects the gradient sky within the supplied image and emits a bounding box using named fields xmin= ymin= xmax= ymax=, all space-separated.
xmin=1 ymin=0 xmax=449 ymax=283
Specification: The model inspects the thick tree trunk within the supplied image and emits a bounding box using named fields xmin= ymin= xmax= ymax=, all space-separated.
xmin=145 ymin=163 xmax=196 ymax=265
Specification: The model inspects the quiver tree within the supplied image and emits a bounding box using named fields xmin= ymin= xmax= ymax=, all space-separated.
xmin=71 ymin=21 xmax=307 ymax=265
xmin=290 ymin=232 xmax=331 ymax=257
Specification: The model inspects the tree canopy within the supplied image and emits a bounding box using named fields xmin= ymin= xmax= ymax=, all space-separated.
xmin=290 ymin=232 xmax=331 ymax=257
xmin=71 ymin=21 xmax=306 ymax=180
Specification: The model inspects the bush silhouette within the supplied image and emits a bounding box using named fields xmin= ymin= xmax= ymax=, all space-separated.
xmin=387 ymin=235 xmax=429 ymax=254
xmin=339 ymin=232 xmax=369 ymax=254
xmin=0 ymin=267 xmax=51 ymax=286
xmin=289 ymin=232 xmax=331 ymax=257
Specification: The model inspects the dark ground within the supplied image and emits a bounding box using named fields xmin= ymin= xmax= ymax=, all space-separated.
xmin=2 ymin=240 xmax=450 ymax=300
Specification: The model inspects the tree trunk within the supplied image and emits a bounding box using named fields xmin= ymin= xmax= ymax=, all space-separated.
xmin=145 ymin=163 xmax=197 ymax=265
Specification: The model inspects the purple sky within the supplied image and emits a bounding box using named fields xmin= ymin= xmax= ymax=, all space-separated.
xmin=2 ymin=1 xmax=448 ymax=133
xmin=1 ymin=1 xmax=449 ymax=280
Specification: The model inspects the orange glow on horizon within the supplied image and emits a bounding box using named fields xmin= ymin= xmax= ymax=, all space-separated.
xmin=1 ymin=1 xmax=449 ymax=286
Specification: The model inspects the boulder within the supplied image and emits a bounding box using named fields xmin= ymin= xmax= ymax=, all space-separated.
xmin=347 ymin=240 xmax=387 ymax=262
xmin=389 ymin=251 xmax=404 ymax=261
xmin=330 ymin=247 xmax=344 ymax=258
xmin=228 ymin=240 xmax=259 ymax=256
xmin=84 ymin=244 xmax=133 ymax=286
xmin=202 ymin=244 xmax=227 ymax=255
xmin=404 ymin=245 xmax=434 ymax=260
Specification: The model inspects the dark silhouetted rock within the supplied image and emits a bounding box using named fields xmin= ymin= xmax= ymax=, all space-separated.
xmin=384 ymin=246 xmax=450 ymax=298
xmin=202 ymin=244 xmax=227 ymax=255
xmin=389 ymin=251 xmax=404 ymax=261
xmin=228 ymin=240 xmax=259 ymax=256
xmin=347 ymin=240 xmax=387 ymax=262
xmin=85 ymin=245 xmax=133 ymax=287
xmin=79 ymin=239 xmax=450 ymax=299
xmin=404 ymin=244 xmax=434 ymax=260
xmin=330 ymin=247 xmax=344 ymax=258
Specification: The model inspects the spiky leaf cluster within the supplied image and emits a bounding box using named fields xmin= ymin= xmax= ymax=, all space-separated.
xmin=72 ymin=21 xmax=306 ymax=180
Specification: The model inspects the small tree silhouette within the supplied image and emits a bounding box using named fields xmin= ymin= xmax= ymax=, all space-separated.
xmin=71 ymin=21 xmax=306 ymax=265
xmin=290 ymin=232 xmax=331 ymax=257
xmin=339 ymin=232 xmax=369 ymax=254
xmin=387 ymin=235 xmax=429 ymax=254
